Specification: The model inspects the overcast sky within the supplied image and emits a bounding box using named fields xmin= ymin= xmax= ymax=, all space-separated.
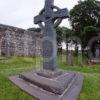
xmin=0 ymin=0 xmax=85 ymax=29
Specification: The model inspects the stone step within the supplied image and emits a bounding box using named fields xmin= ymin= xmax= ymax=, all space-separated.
xmin=9 ymin=72 xmax=84 ymax=100
xmin=19 ymin=71 xmax=76 ymax=95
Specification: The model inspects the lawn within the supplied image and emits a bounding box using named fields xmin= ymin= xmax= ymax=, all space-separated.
xmin=0 ymin=56 xmax=100 ymax=100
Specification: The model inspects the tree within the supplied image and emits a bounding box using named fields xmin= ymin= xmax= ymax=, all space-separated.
xmin=82 ymin=26 xmax=100 ymax=48
xmin=70 ymin=0 xmax=100 ymax=56
xmin=56 ymin=27 xmax=73 ymax=53
xmin=70 ymin=0 xmax=100 ymax=33
xmin=83 ymin=26 xmax=100 ymax=53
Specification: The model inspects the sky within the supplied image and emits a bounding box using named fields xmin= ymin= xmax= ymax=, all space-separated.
xmin=0 ymin=0 xmax=80 ymax=29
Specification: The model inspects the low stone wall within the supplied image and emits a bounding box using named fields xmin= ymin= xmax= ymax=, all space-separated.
xmin=0 ymin=24 xmax=42 ymax=56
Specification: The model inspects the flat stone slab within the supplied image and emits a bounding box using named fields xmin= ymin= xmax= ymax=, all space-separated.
xmin=9 ymin=70 xmax=84 ymax=100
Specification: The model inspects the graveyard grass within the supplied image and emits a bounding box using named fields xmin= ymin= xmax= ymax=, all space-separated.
xmin=0 ymin=56 xmax=100 ymax=100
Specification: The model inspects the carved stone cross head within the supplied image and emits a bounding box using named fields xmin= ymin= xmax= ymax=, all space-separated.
xmin=34 ymin=0 xmax=69 ymax=29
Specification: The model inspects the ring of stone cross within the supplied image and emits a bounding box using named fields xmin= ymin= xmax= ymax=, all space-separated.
xmin=38 ymin=6 xmax=62 ymax=29
xmin=52 ymin=6 xmax=62 ymax=28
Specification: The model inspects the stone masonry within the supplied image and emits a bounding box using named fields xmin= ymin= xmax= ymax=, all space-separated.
xmin=0 ymin=24 xmax=42 ymax=57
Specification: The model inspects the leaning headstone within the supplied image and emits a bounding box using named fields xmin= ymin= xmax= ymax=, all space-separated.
xmin=9 ymin=0 xmax=84 ymax=100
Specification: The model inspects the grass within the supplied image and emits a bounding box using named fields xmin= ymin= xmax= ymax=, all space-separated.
xmin=0 ymin=56 xmax=100 ymax=100
xmin=0 ymin=57 xmax=34 ymax=100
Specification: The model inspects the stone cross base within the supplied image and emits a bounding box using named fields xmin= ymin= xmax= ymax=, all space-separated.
xmin=9 ymin=70 xmax=83 ymax=100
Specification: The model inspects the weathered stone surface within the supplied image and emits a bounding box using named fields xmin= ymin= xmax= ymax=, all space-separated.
xmin=9 ymin=71 xmax=84 ymax=100
xmin=36 ymin=69 xmax=63 ymax=78
xmin=19 ymin=71 xmax=76 ymax=95
xmin=0 ymin=24 xmax=42 ymax=56
xmin=34 ymin=0 xmax=69 ymax=71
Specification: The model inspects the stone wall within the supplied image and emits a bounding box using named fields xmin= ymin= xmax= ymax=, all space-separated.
xmin=0 ymin=24 xmax=42 ymax=57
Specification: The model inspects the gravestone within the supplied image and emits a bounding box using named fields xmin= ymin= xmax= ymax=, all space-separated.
xmin=90 ymin=47 xmax=100 ymax=64
xmin=9 ymin=0 xmax=84 ymax=100
xmin=95 ymin=48 xmax=100 ymax=58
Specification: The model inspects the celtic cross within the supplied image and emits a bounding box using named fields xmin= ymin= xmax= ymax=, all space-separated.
xmin=34 ymin=0 xmax=69 ymax=71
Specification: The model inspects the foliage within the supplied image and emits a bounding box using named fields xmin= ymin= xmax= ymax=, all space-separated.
xmin=0 ymin=57 xmax=34 ymax=100
xmin=56 ymin=27 xmax=73 ymax=43
xmin=70 ymin=0 xmax=100 ymax=33
xmin=82 ymin=26 xmax=100 ymax=48
xmin=56 ymin=27 xmax=74 ymax=53
xmin=70 ymin=0 xmax=100 ymax=49
xmin=84 ymin=26 xmax=100 ymax=34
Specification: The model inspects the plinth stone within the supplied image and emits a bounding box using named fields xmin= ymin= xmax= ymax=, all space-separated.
xmin=9 ymin=70 xmax=84 ymax=100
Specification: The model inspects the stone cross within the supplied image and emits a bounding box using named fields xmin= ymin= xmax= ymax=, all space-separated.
xmin=34 ymin=0 xmax=69 ymax=71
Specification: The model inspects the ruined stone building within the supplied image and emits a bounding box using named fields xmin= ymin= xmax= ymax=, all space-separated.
xmin=0 ymin=24 xmax=42 ymax=56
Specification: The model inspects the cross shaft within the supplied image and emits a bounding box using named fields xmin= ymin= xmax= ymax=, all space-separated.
xmin=34 ymin=0 xmax=69 ymax=71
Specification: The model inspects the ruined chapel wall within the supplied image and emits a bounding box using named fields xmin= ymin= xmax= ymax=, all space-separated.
xmin=0 ymin=24 xmax=42 ymax=56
